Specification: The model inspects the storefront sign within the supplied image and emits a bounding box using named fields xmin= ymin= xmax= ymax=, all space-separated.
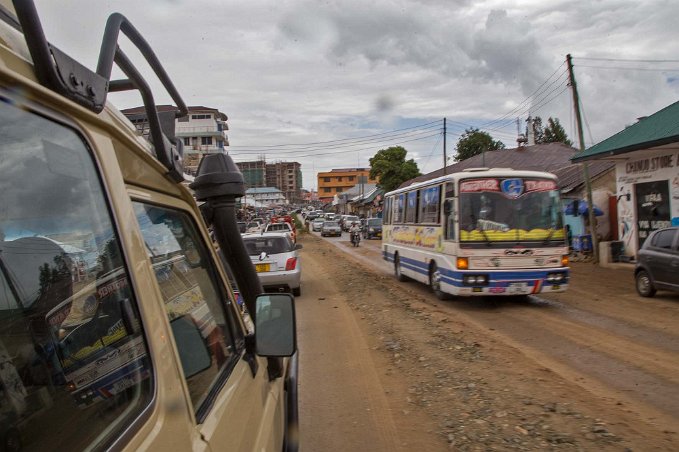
xmin=625 ymin=154 xmax=676 ymax=174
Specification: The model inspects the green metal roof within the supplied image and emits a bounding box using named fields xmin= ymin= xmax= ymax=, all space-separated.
xmin=571 ymin=100 xmax=679 ymax=162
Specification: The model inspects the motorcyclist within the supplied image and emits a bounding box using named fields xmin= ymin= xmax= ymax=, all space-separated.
xmin=349 ymin=221 xmax=361 ymax=245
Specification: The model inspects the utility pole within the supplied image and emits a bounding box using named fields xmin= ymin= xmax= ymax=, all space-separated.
xmin=567 ymin=53 xmax=599 ymax=263
xmin=443 ymin=117 xmax=447 ymax=175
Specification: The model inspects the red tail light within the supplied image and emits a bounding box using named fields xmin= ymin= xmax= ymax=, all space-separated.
xmin=285 ymin=257 xmax=297 ymax=271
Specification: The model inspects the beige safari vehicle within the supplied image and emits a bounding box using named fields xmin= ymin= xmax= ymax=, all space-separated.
xmin=0 ymin=1 xmax=298 ymax=451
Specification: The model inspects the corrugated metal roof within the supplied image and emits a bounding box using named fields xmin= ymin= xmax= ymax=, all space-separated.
xmin=400 ymin=142 xmax=614 ymax=193
xmin=402 ymin=142 xmax=578 ymax=187
xmin=551 ymin=161 xmax=615 ymax=193
xmin=572 ymin=100 xmax=679 ymax=162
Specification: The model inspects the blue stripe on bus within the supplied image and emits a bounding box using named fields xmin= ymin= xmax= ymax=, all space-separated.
xmin=383 ymin=250 xmax=568 ymax=288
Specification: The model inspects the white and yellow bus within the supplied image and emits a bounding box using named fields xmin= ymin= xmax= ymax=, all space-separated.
xmin=382 ymin=168 xmax=569 ymax=299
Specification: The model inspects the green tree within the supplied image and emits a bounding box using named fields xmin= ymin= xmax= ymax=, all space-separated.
xmin=369 ymin=146 xmax=421 ymax=192
xmin=529 ymin=116 xmax=572 ymax=146
xmin=454 ymin=128 xmax=505 ymax=161
xmin=526 ymin=117 xmax=544 ymax=143
xmin=542 ymin=117 xmax=573 ymax=146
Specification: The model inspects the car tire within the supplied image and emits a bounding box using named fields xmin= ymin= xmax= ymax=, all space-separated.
xmin=635 ymin=270 xmax=656 ymax=297
xmin=394 ymin=254 xmax=408 ymax=282
xmin=293 ymin=287 xmax=301 ymax=297
xmin=429 ymin=262 xmax=450 ymax=300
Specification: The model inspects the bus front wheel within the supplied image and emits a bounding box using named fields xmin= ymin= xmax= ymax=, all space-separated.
xmin=394 ymin=254 xmax=408 ymax=282
xmin=429 ymin=262 xmax=449 ymax=300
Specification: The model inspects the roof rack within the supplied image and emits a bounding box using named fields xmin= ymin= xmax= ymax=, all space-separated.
xmin=13 ymin=0 xmax=188 ymax=182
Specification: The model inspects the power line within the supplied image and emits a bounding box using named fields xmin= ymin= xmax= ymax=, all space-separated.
xmin=229 ymin=124 xmax=442 ymax=154
xmin=482 ymin=74 xmax=570 ymax=133
xmin=525 ymin=85 xmax=570 ymax=118
xmin=575 ymin=64 xmax=679 ymax=72
xmin=575 ymin=56 xmax=679 ymax=63
xmin=478 ymin=62 xmax=568 ymax=129
xmin=419 ymin=133 xmax=443 ymax=172
xmin=230 ymin=131 xmax=442 ymax=160
xmin=228 ymin=119 xmax=442 ymax=150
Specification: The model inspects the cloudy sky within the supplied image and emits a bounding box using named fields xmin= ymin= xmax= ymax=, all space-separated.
xmin=34 ymin=0 xmax=679 ymax=190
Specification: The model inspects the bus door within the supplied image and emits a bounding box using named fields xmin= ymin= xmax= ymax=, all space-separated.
xmin=443 ymin=182 xmax=456 ymax=242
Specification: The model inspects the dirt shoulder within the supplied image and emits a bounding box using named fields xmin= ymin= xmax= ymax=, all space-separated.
xmin=297 ymin=232 xmax=679 ymax=451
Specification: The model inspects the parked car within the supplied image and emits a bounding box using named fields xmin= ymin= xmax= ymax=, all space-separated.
xmin=341 ymin=215 xmax=360 ymax=231
xmin=635 ymin=226 xmax=679 ymax=297
xmin=311 ymin=217 xmax=325 ymax=232
xmin=321 ymin=221 xmax=342 ymax=237
xmin=242 ymin=232 xmax=302 ymax=296
xmin=362 ymin=217 xmax=383 ymax=239
xmin=264 ymin=221 xmax=296 ymax=243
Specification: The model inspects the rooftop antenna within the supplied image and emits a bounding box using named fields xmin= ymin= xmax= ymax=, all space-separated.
xmin=516 ymin=117 xmax=527 ymax=147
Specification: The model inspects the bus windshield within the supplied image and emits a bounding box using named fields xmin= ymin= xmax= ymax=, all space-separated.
xmin=459 ymin=181 xmax=564 ymax=244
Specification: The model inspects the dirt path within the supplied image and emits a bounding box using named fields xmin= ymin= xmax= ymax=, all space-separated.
xmin=296 ymin=231 xmax=679 ymax=451
xmin=297 ymin=234 xmax=442 ymax=451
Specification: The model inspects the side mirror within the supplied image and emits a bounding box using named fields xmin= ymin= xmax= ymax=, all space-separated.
xmin=255 ymin=293 xmax=296 ymax=357
xmin=295 ymin=243 xmax=303 ymax=250
xmin=171 ymin=315 xmax=211 ymax=378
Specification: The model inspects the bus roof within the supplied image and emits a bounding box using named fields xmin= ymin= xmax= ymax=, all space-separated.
xmin=385 ymin=168 xmax=558 ymax=197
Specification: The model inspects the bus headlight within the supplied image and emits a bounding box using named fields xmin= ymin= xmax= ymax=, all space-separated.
xmin=547 ymin=272 xmax=565 ymax=283
xmin=463 ymin=274 xmax=489 ymax=286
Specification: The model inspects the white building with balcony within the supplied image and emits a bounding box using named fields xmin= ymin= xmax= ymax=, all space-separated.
xmin=122 ymin=105 xmax=229 ymax=175
xmin=245 ymin=187 xmax=288 ymax=206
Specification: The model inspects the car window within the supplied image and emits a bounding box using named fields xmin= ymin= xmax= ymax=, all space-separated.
xmin=367 ymin=219 xmax=382 ymax=226
xmin=244 ymin=237 xmax=291 ymax=255
xmin=0 ymin=100 xmax=151 ymax=450
xmin=267 ymin=223 xmax=291 ymax=231
xmin=133 ymin=203 xmax=239 ymax=419
xmin=651 ymin=229 xmax=676 ymax=250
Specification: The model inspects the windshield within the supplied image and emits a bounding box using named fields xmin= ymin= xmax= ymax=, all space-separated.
xmin=367 ymin=219 xmax=382 ymax=226
xmin=266 ymin=223 xmax=291 ymax=231
xmin=459 ymin=179 xmax=564 ymax=244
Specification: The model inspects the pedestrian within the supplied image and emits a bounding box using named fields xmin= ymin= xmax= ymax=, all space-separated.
xmin=565 ymin=224 xmax=573 ymax=251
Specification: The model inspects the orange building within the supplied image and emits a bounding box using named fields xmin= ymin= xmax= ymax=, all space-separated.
xmin=317 ymin=168 xmax=378 ymax=203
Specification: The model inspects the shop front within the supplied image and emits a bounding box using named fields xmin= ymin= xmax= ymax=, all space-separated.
xmin=615 ymin=149 xmax=679 ymax=257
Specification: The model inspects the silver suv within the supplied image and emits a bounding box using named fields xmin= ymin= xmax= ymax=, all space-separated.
xmin=635 ymin=227 xmax=679 ymax=297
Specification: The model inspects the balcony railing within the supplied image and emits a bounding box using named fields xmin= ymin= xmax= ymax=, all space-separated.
xmin=175 ymin=126 xmax=228 ymax=138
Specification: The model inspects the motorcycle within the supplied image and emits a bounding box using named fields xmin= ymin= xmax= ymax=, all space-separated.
xmin=350 ymin=230 xmax=361 ymax=247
